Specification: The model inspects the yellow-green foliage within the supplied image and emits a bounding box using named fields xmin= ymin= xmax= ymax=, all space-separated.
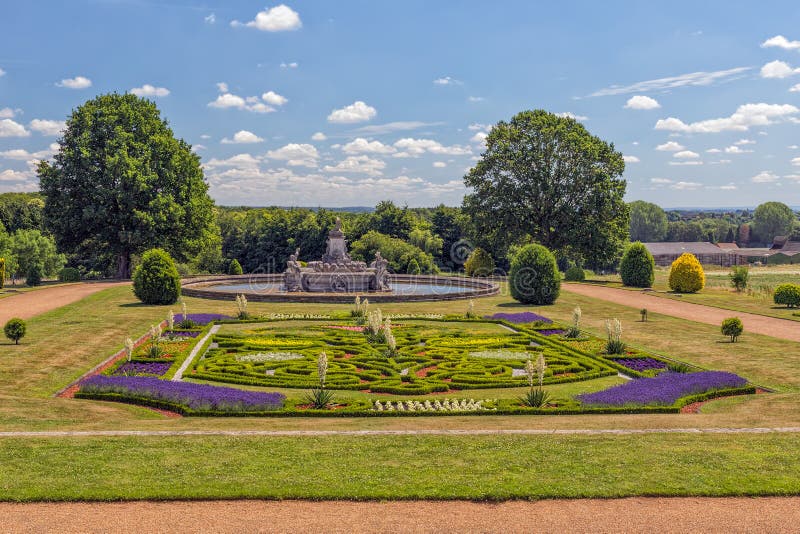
xmin=0 ymin=257 xmax=4 ymax=289
xmin=668 ymin=253 xmax=705 ymax=293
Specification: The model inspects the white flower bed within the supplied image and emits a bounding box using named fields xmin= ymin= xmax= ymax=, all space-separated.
xmin=372 ymin=398 xmax=495 ymax=412
xmin=386 ymin=313 xmax=445 ymax=320
xmin=235 ymin=352 xmax=305 ymax=362
xmin=469 ymin=350 xmax=534 ymax=360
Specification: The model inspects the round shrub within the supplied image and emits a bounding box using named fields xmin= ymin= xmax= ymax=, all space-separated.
xmin=564 ymin=265 xmax=586 ymax=282
xmin=4 ymin=318 xmax=26 ymax=345
xmin=668 ymin=253 xmax=705 ymax=293
xmin=132 ymin=248 xmax=181 ymax=305
xmin=721 ymin=317 xmax=743 ymax=342
xmin=619 ymin=242 xmax=655 ymax=288
xmin=228 ymin=259 xmax=243 ymax=275
xmin=26 ymin=263 xmax=43 ymax=287
xmin=464 ymin=248 xmax=495 ymax=277
xmin=509 ymin=244 xmax=560 ymax=305
xmin=774 ymin=283 xmax=800 ymax=308
xmin=58 ymin=267 xmax=81 ymax=282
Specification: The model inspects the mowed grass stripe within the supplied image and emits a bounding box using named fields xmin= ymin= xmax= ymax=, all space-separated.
xmin=1 ymin=434 xmax=799 ymax=501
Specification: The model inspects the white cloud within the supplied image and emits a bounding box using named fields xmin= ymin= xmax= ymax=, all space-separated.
xmin=433 ymin=76 xmax=462 ymax=86
xmin=0 ymin=68 xmax=5 ymax=77
xmin=587 ymin=67 xmax=751 ymax=97
xmin=353 ymin=121 xmax=441 ymax=135
xmin=0 ymin=169 xmax=33 ymax=182
xmin=341 ymin=138 xmax=396 ymax=154
xmin=280 ymin=62 xmax=299 ymax=69
xmin=752 ymin=171 xmax=779 ymax=183
xmin=265 ymin=143 xmax=319 ymax=167
xmin=650 ymin=178 xmax=673 ymax=185
xmin=470 ymin=131 xmax=488 ymax=145
xmin=311 ymin=132 xmax=327 ymax=141
xmin=790 ymin=83 xmax=800 ymax=92
xmin=221 ymin=130 xmax=264 ymax=144
xmin=785 ymin=174 xmax=800 ymax=181
xmin=204 ymin=153 xmax=261 ymax=170
xmin=724 ymin=145 xmax=753 ymax=154
xmin=0 ymin=107 xmax=16 ymax=118
xmin=468 ymin=123 xmax=489 ymax=131
xmin=673 ymin=150 xmax=700 ymax=159
xmin=671 ymin=181 xmax=702 ymax=190
xmin=761 ymin=35 xmax=800 ymax=51
xmin=216 ymin=82 xmax=228 ymax=93
xmin=28 ymin=119 xmax=66 ymax=136
xmin=706 ymin=148 xmax=722 ymax=153
xmin=204 ymin=13 xmax=216 ymax=24
xmin=56 ymin=76 xmax=92 ymax=89
xmin=208 ymin=92 xmax=275 ymax=114
xmin=556 ymin=112 xmax=588 ymax=121
xmin=237 ymin=4 xmax=302 ymax=32
xmin=467 ymin=96 xmax=485 ymax=102
xmin=130 ymin=84 xmax=170 ymax=97
xmin=734 ymin=138 xmax=756 ymax=145
xmin=262 ymin=91 xmax=288 ymax=106
xmin=709 ymin=159 xmax=732 ymax=165
xmin=623 ymin=155 xmax=640 ymax=163
xmin=393 ymin=138 xmax=471 ymax=157
xmin=624 ymin=95 xmax=661 ymax=110
xmin=669 ymin=161 xmax=704 ymax=166
xmin=0 ymin=119 xmax=30 ymax=137
xmin=760 ymin=60 xmax=800 ymax=79
xmin=789 ymin=145 xmax=799 ymax=149
xmin=656 ymin=141 xmax=685 ymax=151
xmin=433 ymin=161 xmax=447 ymax=168
xmin=323 ymin=155 xmax=385 ymax=175
xmin=327 ymin=101 xmax=377 ymax=123
xmin=0 ymin=143 xmax=58 ymax=161
xmin=654 ymin=103 xmax=799 ymax=133
xmin=792 ymin=157 xmax=800 ymax=166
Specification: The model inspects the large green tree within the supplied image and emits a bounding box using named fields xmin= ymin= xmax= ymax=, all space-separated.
xmin=629 ymin=200 xmax=668 ymax=242
xmin=752 ymin=201 xmax=796 ymax=244
xmin=463 ymin=110 xmax=629 ymax=269
xmin=37 ymin=93 xmax=217 ymax=278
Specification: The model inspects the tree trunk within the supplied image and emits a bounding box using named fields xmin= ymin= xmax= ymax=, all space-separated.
xmin=116 ymin=251 xmax=131 ymax=279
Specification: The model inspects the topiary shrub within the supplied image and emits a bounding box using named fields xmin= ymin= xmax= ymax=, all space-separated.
xmin=668 ymin=253 xmax=705 ymax=293
xmin=774 ymin=283 xmax=800 ymax=308
xmin=228 ymin=259 xmax=243 ymax=275
xmin=619 ymin=242 xmax=655 ymax=288
xmin=132 ymin=248 xmax=181 ymax=305
xmin=4 ymin=318 xmax=26 ymax=345
xmin=721 ymin=317 xmax=743 ymax=342
xmin=509 ymin=244 xmax=560 ymax=305
xmin=464 ymin=248 xmax=495 ymax=277
xmin=26 ymin=263 xmax=43 ymax=287
xmin=564 ymin=265 xmax=586 ymax=282
xmin=58 ymin=267 xmax=81 ymax=282
xmin=406 ymin=258 xmax=421 ymax=275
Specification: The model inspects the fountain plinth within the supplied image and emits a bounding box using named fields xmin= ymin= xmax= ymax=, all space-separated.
xmin=284 ymin=218 xmax=391 ymax=293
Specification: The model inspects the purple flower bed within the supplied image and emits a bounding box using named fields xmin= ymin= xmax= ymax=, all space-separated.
xmin=166 ymin=330 xmax=201 ymax=338
xmin=486 ymin=312 xmax=553 ymax=324
xmin=113 ymin=362 xmax=172 ymax=376
xmin=536 ymin=329 xmax=565 ymax=336
xmin=577 ymin=371 xmax=748 ymax=407
xmin=79 ymin=376 xmax=285 ymax=413
xmin=179 ymin=313 xmax=232 ymax=326
xmin=610 ymin=357 xmax=668 ymax=373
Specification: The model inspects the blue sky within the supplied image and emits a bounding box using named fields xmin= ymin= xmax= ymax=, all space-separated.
xmin=1 ymin=1 xmax=800 ymax=208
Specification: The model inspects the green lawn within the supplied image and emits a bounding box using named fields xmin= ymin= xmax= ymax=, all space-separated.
xmin=1 ymin=433 xmax=798 ymax=501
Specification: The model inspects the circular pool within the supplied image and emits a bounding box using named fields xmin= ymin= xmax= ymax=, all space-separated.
xmin=181 ymin=274 xmax=499 ymax=303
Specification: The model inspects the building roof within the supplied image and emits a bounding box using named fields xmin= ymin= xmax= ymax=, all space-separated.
xmin=716 ymin=242 xmax=739 ymax=250
xmin=642 ymin=242 xmax=728 ymax=256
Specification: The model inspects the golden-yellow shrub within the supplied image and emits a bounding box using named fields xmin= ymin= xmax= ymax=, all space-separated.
xmin=668 ymin=253 xmax=705 ymax=293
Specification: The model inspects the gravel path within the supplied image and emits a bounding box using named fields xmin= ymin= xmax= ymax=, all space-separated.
xmin=0 ymin=281 xmax=127 ymax=323
xmin=2 ymin=498 xmax=799 ymax=532
xmin=562 ymin=283 xmax=800 ymax=342
xmin=172 ymin=324 xmax=220 ymax=381
xmin=1 ymin=427 xmax=799 ymax=438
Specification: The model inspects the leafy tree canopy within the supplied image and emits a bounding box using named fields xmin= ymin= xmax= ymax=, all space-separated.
xmin=463 ymin=110 xmax=629 ymax=269
xmin=629 ymin=200 xmax=668 ymax=242
xmin=752 ymin=202 xmax=796 ymax=244
xmin=37 ymin=93 xmax=217 ymax=278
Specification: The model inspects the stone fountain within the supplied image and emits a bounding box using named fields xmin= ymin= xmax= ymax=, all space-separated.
xmin=284 ymin=217 xmax=391 ymax=293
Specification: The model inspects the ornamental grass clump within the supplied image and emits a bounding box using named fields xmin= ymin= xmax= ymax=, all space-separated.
xmin=178 ymin=300 xmax=196 ymax=329
xmin=145 ymin=324 xmax=164 ymax=358
xmin=123 ymin=337 xmax=134 ymax=362
xmin=166 ymin=310 xmax=174 ymax=331
xmin=365 ymin=308 xmax=385 ymax=343
xmin=519 ymin=353 xmax=550 ymax=408
xmin=235 ymin=294 xmax=249 ymax=319
xmin=383 ymin=318 xmax=398 ymax=357
xmin=604 ymin=318 xmax=625 ymax=355
xmin=465 ymin=299 xmax=476 ymax=318
xmin=305 ymin=351 xmax=335 ymax=409
xmin=565 ymin=306 xmax=582 ymax=338
xmin=721 ymin=317 xmax=744 ymax=343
